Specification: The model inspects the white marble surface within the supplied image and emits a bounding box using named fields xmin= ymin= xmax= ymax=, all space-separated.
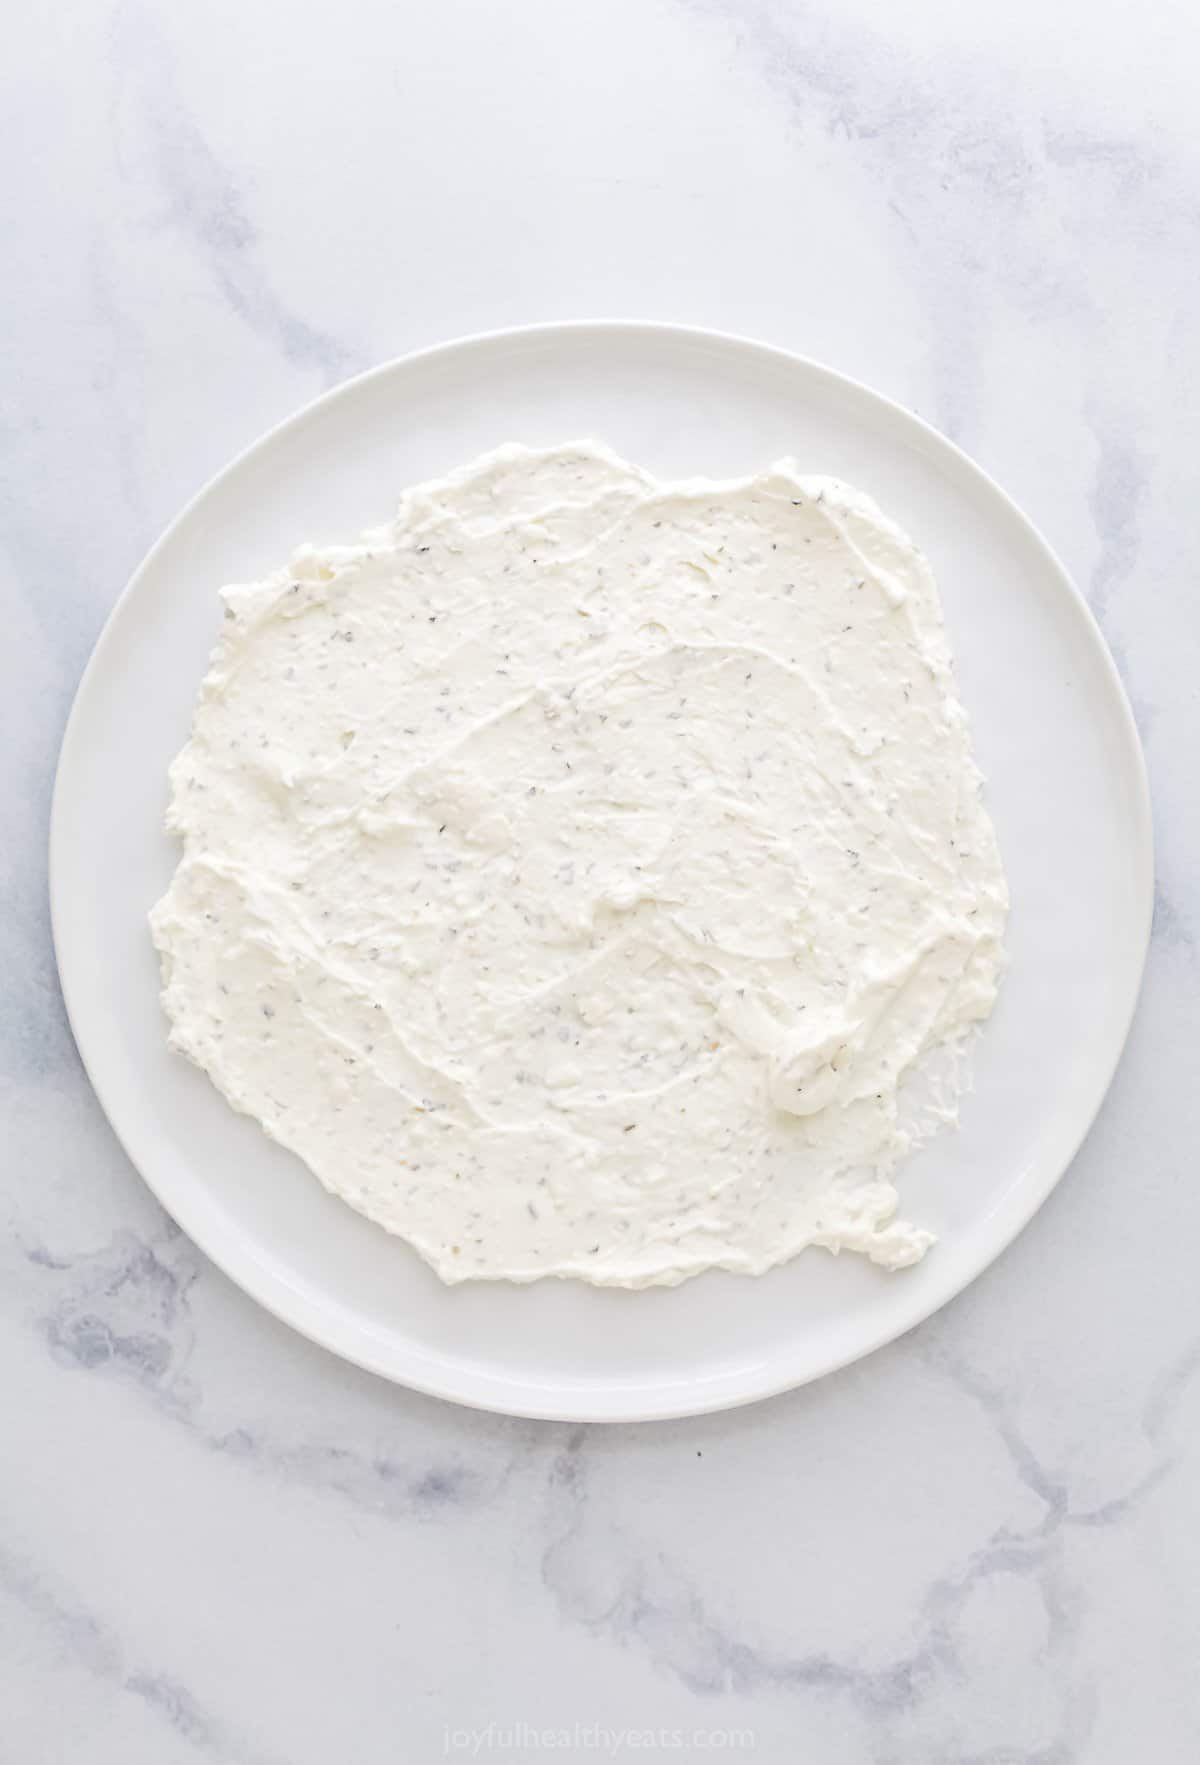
xmin=3 ymin=1 xmax=1197 ymax=1758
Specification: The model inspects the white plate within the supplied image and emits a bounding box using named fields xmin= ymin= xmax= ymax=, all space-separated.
xmin=50 ymin=323 xmax=1152 ymax=1421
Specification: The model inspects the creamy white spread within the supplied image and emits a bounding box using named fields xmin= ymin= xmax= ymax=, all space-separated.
xmin=151 ymin=443 xmax=1008 ymax=1286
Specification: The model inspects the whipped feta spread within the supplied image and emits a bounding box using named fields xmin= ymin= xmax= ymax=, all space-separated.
xmin=151 ymin=443 xmax=1008 ymax=1286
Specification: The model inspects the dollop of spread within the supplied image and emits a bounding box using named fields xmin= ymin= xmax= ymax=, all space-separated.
xmin=151 ymin=443 xmax=1008 ymax=1285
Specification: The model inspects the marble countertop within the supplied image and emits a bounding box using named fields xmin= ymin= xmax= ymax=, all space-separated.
xmin=4 ymin=2 xmax=1197 ymax=1759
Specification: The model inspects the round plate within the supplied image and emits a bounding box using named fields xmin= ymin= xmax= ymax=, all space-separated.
xmin=50 ymin=323 xmax=1152 ymax=1421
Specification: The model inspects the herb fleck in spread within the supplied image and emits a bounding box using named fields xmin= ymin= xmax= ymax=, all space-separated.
xmin=150 ymin=442 xmax=1008 ymax=1286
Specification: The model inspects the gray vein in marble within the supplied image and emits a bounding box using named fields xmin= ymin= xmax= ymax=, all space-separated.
xmin=211 ymin=1422 xmax=507 ymax=1522
xmin=0 ymin=877 xmax=75 ymax=1087
xmin=537 ymin=1325 xmax=1200 ymax=1758
xmin=0 ymin=1542 xmax=287 ymax=1765
xmin=540 ymin=1426 xmax=1033 ymax=1736
xmin=24 ymin=1221 xmax=522 ymax=1524
xmin=916 ymin=1340 xmax=1070 ymax=1532
xmin=37 ymin=1224 xmax=202 ymax=1413
xmin=1152 ymin=881 xmax=1193 ymax=953
xmin=0 ymin=573 xmax=96 ymax=1093
xmin=686 ymin=0 xmax=1196 ymax=488
xmin=919 ymin=1329 xmax=1198 ymax=1541
xmin=110 ymin=5 xmax=363 ymax=386
xmin=20 ymin=1128 xmax=1199 ymax=1755
xmin=85 ymin=238 xmax=152 ymax=527
xmin=683 ymin=0 xmax=1034 ymax=440
xmin=1084 ymin=414 xmax=1148 ymax=628
xmin=1042 ymin=127 xmax=1155 ymax=196
xmin=1143 ymin=1333 xmax=1200 ymax=1448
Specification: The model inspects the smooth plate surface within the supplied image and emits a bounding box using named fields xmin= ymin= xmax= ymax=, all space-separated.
xmin=49 ymin=323 xmax=1152 ymax=1421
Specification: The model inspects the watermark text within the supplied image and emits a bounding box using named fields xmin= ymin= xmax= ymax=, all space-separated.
xmin=443 ymin=1722 xmax=756 ymax=1756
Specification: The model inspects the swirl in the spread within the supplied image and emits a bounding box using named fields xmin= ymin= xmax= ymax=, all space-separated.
xmin=151 ymin=443 xmax=1008 ymax=1286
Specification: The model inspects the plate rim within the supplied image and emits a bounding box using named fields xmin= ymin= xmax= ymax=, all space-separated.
xmin=48 ymin=318 xmax=1155 ymax=1422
